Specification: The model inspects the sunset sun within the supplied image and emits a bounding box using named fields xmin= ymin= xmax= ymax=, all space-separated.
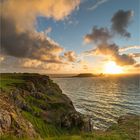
xmin=104 ymin=61 xmax=123 ymax=74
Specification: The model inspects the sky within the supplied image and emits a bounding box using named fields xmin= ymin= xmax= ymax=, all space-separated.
xmin=0 ymin=0 xmax=140 ymax=74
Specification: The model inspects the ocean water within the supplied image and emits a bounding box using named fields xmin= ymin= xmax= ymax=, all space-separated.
xmin=53 ymin=74 xmax=140 ymax=130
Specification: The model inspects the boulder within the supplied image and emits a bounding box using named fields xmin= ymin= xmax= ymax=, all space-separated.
xmin=0 ymin=110 xmax=12 ymax=134
xmin=61 ymin=112 xmax=93 ymax=132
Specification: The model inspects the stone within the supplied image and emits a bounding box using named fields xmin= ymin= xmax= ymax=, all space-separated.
xmin=0 ymin=110 xmax=11 ymax=132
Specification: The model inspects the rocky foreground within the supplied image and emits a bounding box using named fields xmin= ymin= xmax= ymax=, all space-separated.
xmin=0 ymin=73 xmax=92 ymax=139
xmin=0 ymin=73 xmax=139 ymax=140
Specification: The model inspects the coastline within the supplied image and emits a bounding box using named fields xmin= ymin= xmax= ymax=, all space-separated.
xmin=0 ymin=73 xmax=139 ymax=140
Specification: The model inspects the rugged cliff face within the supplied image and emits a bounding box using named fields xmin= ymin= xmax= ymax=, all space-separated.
xmin=0 ymin=73 xmax=92 ymax=139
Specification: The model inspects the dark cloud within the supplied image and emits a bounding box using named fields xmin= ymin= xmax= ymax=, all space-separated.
xmin=0 ymin=0 xmax=80 ymax=72
xmin=111 ymin=10 xmax=133 ymax=37
xmin=85 ymin=43 xmax=136 ymax=66
xmin=84 ymin=27 xmax=112 ymax=43
xmin=84 ymin=9 xmax=137 ymax=67
xmin=94 ymin=43 xmax=119 ymax=55
xmin=84 ymin=10 xmax=134 ymax=43
xmin=0 ymin=16 xmax=64 ymax=63
xmin=114 ymin=54 xmax=136 ymax=66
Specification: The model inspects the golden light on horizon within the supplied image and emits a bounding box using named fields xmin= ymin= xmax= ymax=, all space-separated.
xmin=104 ymin=61 xmax=123 ymax=74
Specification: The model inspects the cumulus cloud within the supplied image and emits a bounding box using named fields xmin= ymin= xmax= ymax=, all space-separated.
xmin=21 ymin=58 xmax=63 ymax=71
xmin=90 ymin=43 xmax=119 ymax=56
xmin=0 ymin=16 xmax=64 ymax=63
xmin=84 ymin=27 xmax=112 ymax=43
xmin=1 ymin=0 xmax=80 ymax=31
xmin=84 ymin=9 xmax=138 ymax=67
xmin=111 ymin=10 xmax=134 ymax=37
xmin=114 ymin=54 xmax=136 ymax=66
xmin=0 ymin=55 xmax=64 ymax=72
xmin=0 ymin=0 xmax=80 ymax=72
xmin=84 ymin=9 xmax=134 ymax=43
xmin=85 ymin=43 xmax=136 ymax=66
xmin=64 ymin=51 xmax=77 ymax=62
xmin=21 ymin=59 xmax=42 ymax=69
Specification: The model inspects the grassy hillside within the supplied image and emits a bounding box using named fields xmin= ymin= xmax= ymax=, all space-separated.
xmin=0 ymin=73 xmax=139 ymax=140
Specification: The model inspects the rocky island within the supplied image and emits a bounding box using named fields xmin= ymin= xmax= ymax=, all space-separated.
xmin=0 ymin=73 xmax=139 ymax=140
xmin=74 ymin=73 xmax=104 ymax=78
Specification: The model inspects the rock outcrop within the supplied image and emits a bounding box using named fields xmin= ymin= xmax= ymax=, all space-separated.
xmin=0 ymin=73 xmax=92 ymax=138
xmin=108 ymin=113 xmax=140 ymax=140
xmin=0 ymin=91 xmax=38 ymax=138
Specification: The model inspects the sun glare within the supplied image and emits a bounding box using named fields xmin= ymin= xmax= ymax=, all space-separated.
xmin=104 ymin=61 xmax=123 ymax=74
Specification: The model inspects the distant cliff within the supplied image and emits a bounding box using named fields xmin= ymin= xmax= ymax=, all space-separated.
xmin=0 ymin=73 xmax=92 ymax=139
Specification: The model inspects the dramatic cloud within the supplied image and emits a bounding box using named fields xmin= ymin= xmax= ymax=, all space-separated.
xmin=64 ymin=51 xmax=77 ymax=62
xmin=84 ymin=10 xmax=134 ymax=43
xmin=0 ymin=16 xmax=64 ymax=63
xmin=84 ymin=9 xmax=138 ymax=67
xmin=111 ymin=10 xmax=133 ymax=37
xmin=91 ymin=43 xmax=119 ymax=56
xmin=1 ymin=0 xmax=80 ymax=31
xmin=114 ymin=54 xmax=136 ymax=66
xmin=84 ymin=27 xmax=112 ymax=43
xmin=0 ymin=0 xmax=80 ymax=71
xmin=88 ymin=0 xmax=110 ymax=11
xmin=0 ymin=56 xmax=64 ymax=72
xmin=85 ymin=43 xmax=136 ymax=66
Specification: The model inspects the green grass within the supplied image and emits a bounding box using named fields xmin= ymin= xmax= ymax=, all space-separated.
xmin=0 ymin=73 xmax=42 ymax=90
xmin=44 ymin=134 xmax=122 ymax=140
xmin=22 ymin=111 xmax=62 ymax=138
xmin=0 ymin=73 xmax=24 ymax=90
xmin=0 ymin=118 xmax=138 ymax=140
xmin=0 ymin=135 xmax=29 ymax=140
xmin=0 ymin=132 xmax=129 ymax=140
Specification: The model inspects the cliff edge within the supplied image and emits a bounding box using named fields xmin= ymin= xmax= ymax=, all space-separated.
xmin=0 ymin=73 xmax=92 ymax=139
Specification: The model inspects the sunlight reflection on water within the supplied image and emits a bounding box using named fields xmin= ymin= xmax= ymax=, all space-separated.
xmin=53 ymin=75 xmax=140 ymax=130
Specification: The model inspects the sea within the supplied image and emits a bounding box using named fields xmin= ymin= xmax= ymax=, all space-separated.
xmin=53 ymin=74 xmax=140 ymax=130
